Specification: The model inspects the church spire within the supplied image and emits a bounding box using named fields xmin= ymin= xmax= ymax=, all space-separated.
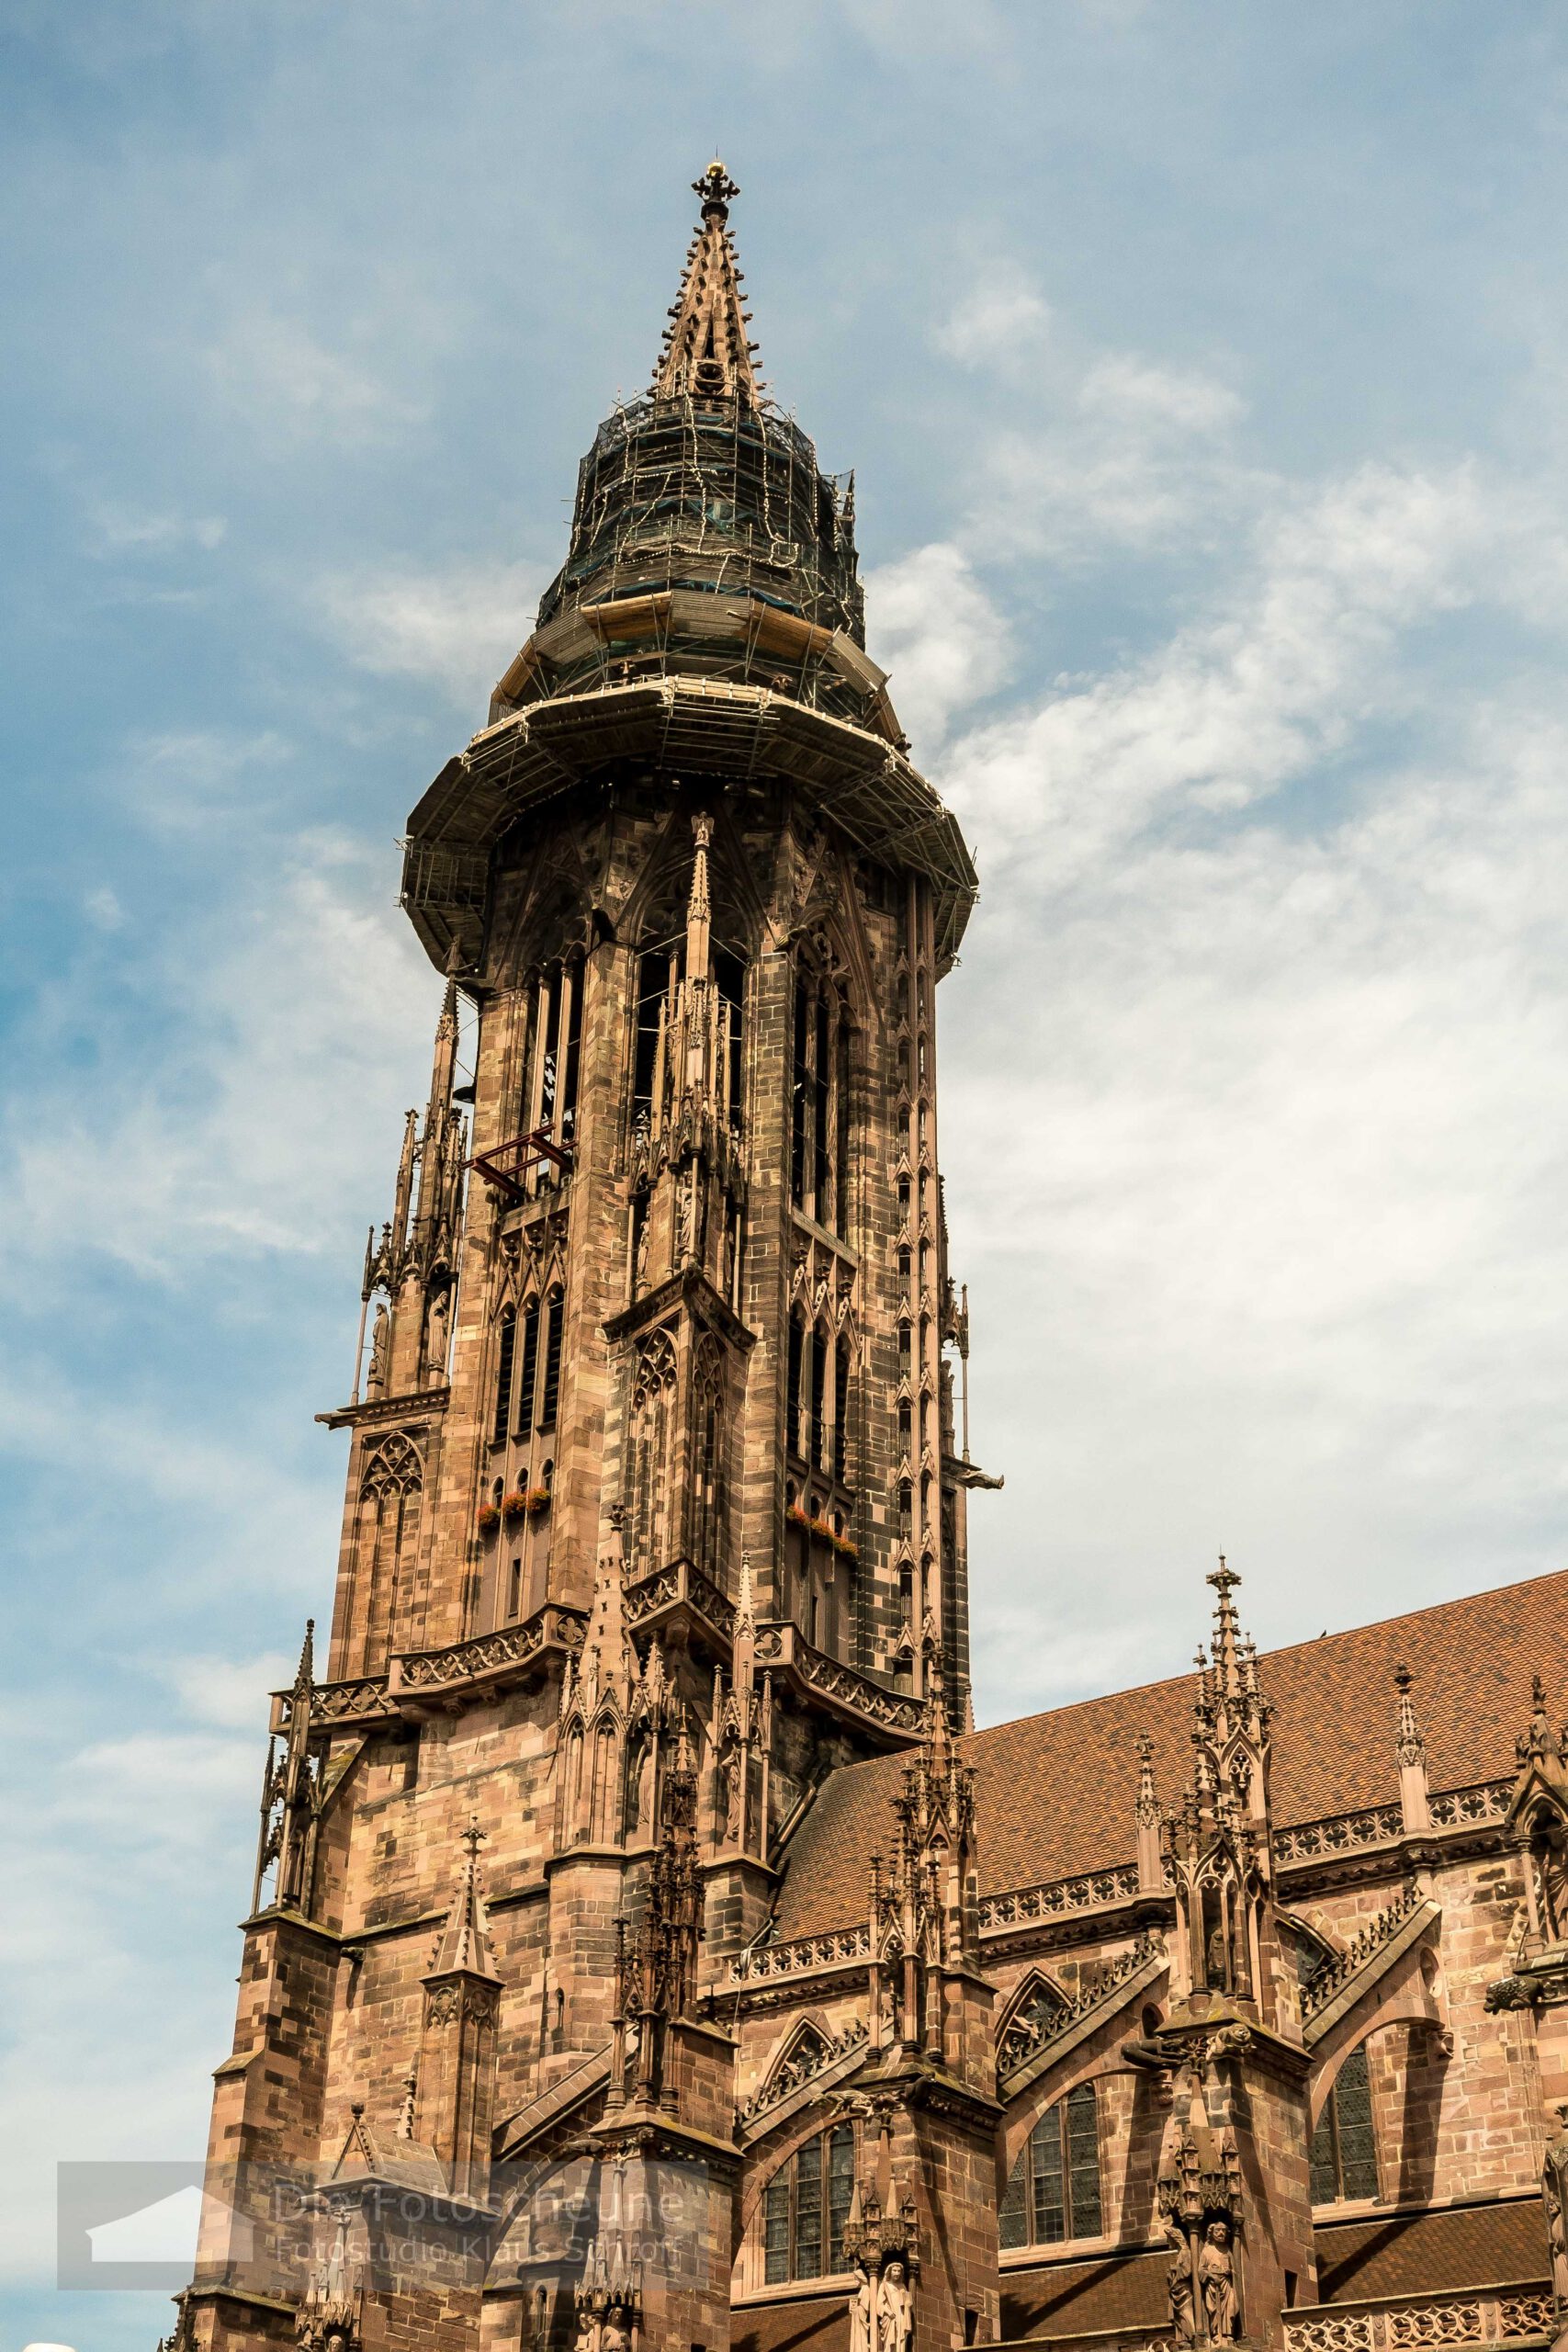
xmin=651 ymin=161 xmax=762 ymax=408
xmin=429 ymin=1820 xmax=501 ymax=1982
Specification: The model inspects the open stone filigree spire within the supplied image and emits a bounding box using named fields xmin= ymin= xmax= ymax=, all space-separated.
xmin=651 ymin=159 xmax=762 ymax=407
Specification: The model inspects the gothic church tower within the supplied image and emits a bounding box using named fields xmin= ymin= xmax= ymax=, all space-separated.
xmin=186 ymin=164 xmax=985 ymax=2352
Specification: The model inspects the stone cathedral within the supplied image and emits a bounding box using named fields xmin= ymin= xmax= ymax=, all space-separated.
xmin=173 ymin=165 xmax=1568 ymax=2352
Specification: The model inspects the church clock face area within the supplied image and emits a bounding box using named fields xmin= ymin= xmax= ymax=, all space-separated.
xmin=159 ymin=162 xmax=1568 ymax=2352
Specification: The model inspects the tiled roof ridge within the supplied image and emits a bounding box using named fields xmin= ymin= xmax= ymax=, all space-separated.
xmin=964 ymin=1565 xmax=1568 ymax=1747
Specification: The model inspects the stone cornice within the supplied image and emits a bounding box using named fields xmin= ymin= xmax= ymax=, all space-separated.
xmin=604 ymin=1263 xmax=757 ymax=1351
xmin=315 ymin=1383 xmax=451 ymax=1433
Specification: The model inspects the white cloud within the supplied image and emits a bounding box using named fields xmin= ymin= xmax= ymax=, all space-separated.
xmin=1080 ymin=353 xmax=1245 ymax=435
xmin=931 ymin=450 xmax=1568 ymax=1723
xmin=52 ymin=1733 xmax=259 ymax=1851
xmin=934 ymin=265 xmax=1052 ymax=369
xmin=5 ymin=824 xmax=432 ymax=1282
xmin=317 ymin=559 xmax=540 ymax=705
xmin=939 ymin=460 xmax=1489 ymax=880
xmin=83 ymin=885 xmax=124 ymax=931
xmin=207 ymin=308 xmax=425 ymax=450
xmin=86 ymin=503 xmax=227 ymax=557
xmin=163 ymin=1650 xmax=297 ymax=1732
xmin=863 ymin=541 xmax=1012 ymax=749
xmin=931 ymin=255 xmax=1257 ymax=557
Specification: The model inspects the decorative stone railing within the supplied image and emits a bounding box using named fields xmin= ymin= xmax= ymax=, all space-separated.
xmin=624 ymin=1557 xmax=738 ymax=1641
xmin=273 ymin=1675 xmax=391 ymax=1733
xmin=1281 ymin=2288 xmax=1552 ymax=2352
xmin=389 ymin=1604 xmax=583 ymax=1697
xmin=998 ymin=1932 xmax=1166 ymax=2085
xmin=979 ymin=1864 xmax=1142 ymax=1932
xmin=1427 ymin=1780 xmax=1513 ymax=1829
xmin=727 ymin=1925 xmax=873 ymax=1984
xmin=750 ymin=1623 xmax=927 ymax=1736
xmin=270 ymin=1605 xmax=585 ymax=1732
xmin=792 ymin=1634 xmax=927 ymax=1736
xmin=1275 ymin=1781 xmax=1513 ymax=1868
xmin=1275 ymin=1806 xmax=1404 ymax=1865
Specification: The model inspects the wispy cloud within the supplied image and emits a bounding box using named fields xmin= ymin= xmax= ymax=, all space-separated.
xmin=936 ymin=447 xmax=1568 ymax=1719
xmin=206 ymin=308 xmax=427 ymax=451
xmin=317 ymin=560 xmax=540 ymax=705
xmin=85 ymin=503 xmax=227 ymax=557
xmin=934 ymin=264 xmax=1052 ymax=369
xmin=863 ymin=541 xmax=1013 ymax=746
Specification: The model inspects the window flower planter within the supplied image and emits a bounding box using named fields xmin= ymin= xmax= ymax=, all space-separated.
xmin=477 ymin=1503 xmax=501 ymax=1535
xmin=525 ymin=1487 xmax=552 ymax=1518
xmin=501 ymin=1491 xmax=529 ymax=1524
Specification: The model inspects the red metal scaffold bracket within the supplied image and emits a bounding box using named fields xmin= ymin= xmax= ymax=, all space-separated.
xmin=468 ymin=1127 xmax=574 ymax=1205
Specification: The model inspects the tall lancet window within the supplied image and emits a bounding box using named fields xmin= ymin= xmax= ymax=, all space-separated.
xmin=355 ymin=1432 xmax=424 ymax=1673
xmin=790 ymin=960 xmax=852 ymax=1234
xmin=519 ymin=954 xmax=585 ymax=1177
xmin=626 ymin=1328 xmax=679 ymax=1574
xmin=628 ymin=839 xmax=748 ymax=1148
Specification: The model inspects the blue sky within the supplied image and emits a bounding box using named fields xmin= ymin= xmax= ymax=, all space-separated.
xmin=7 ymin=3 xmax=1568 ymax=2342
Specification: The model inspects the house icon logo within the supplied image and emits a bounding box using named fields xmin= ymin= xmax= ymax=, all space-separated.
xmin=57 ymin=2163 xmax=260 ymax=2293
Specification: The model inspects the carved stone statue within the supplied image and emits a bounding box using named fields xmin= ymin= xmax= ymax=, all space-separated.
xmin=367 ymin=1303 xmax=389 ymax=1397
xmin=600 ymin=2316 xmax=632 ymax=2352
xmin=1543 ymin=2103 xmax=1568 ymax=2324
xmin=425 ymin=1285 xmax=450 ymax=1380
xmin=876 ymin=2257 xmax=914 ymax=2352
xmin=1199 ymin=2221 xmax=1240 ymax=2343
xmin=1164 ymin=2216 xmax=1196 ymax=2345
xmin=849 ymin=2256 xmax=874 ymax=2352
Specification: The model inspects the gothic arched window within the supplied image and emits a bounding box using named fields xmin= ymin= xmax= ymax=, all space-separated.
xmin=832 ymin=1335 xmax=851 ymax=1487
xmin=538 ymin=1285 xmax=566 ymax=1430
xmin=786 ymin=1309 xmax=807 ymax=1463
xmin=355 ymin=1432 xmax=424 ymax=1674
xmin=762 ymin=2122 xmax=857 ymax=2284
xmin=999 ymin=2084 xmax=1103 ymax=2249
xmin=521 ymin=954 xmax=585 ymax=1160
xmin=491 ymin=1306 xmax=516 ymax=1448
xmin=1310 ymin=2041 xmax=1377 ymax=2205
xmin=516 ymin=1295 xmax=542 ymax=1435
xmin=626 ymin=1328 xmax=679 ymax=1574
xmin=790 ymin=958 xmax=852 ymax=1235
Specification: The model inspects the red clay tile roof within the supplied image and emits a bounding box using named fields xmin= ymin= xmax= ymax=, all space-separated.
xmin=1315 ymin=2199 xmax=1547 ymax=2301
xmin=999 ymin=2250 xmax=1169 ymax=2340
xmin=732 ymin=2296 xmax=849 ymax=2352
xmin=773 ymin=1569 xmax=1568 ymax=1942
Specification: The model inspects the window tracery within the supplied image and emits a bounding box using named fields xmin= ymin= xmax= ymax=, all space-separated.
xmin=762 ymin=2121 xmax=857 ymax=2284
xmin=999 ymin=2084 xmax=1103 ymax=2249
xmin=1310 ymin=2041 xmax=1378 ymax=2205
xmin=790 ymin=955 xmax=852 ymax=1235
xmin=355 ymin=1433 xmax=424 ymax=1672
xmin=998 ymin=1975 xmax=1070 ymax=2076
xmin=626 ymin=1328 xmax=679 ymax=1575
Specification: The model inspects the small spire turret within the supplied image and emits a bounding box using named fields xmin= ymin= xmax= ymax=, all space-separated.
xmin=652 ymin=160 xmax=762 ymax=407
